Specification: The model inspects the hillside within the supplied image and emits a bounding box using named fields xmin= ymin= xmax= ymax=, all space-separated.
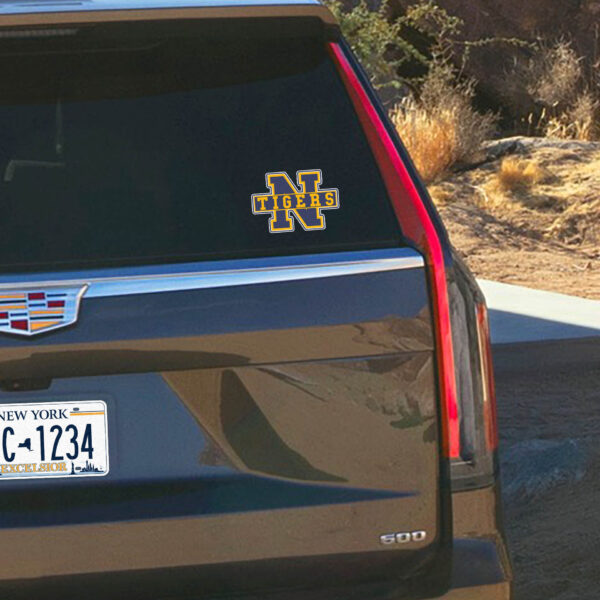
xmin=391 ymin=0 xmax=600 ymax=121
xmin=429 ymin=137 xmax=600 ymax=299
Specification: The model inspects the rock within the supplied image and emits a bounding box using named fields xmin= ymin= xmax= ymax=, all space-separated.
xmin=482 ymin=136 xmax=600 ymax=161
xmin=501 ymin=438 xmax=587 ymax=502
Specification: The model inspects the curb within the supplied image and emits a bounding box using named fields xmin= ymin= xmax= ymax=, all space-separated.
xmin=477 ymin=279 xmax=600 ymax=373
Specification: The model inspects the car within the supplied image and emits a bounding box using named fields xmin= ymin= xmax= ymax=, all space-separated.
xmin=0 ymin=1 xmax=512 ymax=598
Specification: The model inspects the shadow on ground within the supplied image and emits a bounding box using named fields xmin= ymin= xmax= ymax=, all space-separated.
xmin=497 ymin=353 xmax=600 ymax=600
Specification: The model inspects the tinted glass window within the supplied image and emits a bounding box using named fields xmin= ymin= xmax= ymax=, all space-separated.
xmin=0 ymin=22 xmax=401 ymax=272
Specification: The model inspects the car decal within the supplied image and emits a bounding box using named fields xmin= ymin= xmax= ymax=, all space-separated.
xmin=251 ymin=169 xmax=340 ymax=233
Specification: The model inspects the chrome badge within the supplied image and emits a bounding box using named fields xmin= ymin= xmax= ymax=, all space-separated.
xmin=0 ymin=285 xmax=87 ymax=337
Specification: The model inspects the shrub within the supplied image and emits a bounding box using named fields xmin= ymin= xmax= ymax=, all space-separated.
xmin=481 ymin=158 xmax=557 ymax=212
xmin=323 ymin=0 xmax=461 ymax=104
xmin=527 ymin=41 xmax=582 ymax=109
xmin=519 ymin=40 xmax=600 ymax=140
xmin=323 ymin=0 xmax=426 ymax=101
xmin=325 ymin=0 xmax=502 ymax=180
xmin=544 ymin=91 xmax=600 ymax=140
xmin=494 ymin=157 xmax=546 ymax=193
xmin=390 ymin=62 xmax=497 ymax=182
xmin=391 ymin=99 xmax=456 ymax=183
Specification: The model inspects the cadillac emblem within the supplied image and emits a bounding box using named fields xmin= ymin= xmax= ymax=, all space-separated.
xmin=0 ymin=285 xmax=87 ymax=337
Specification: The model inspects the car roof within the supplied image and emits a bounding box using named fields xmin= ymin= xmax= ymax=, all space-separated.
xmin=0 ymin=0 xmax=330 ymax=19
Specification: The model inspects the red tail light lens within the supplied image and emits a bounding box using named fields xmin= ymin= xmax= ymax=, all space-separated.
xmin=476 ymin=303 xmax=499 ymax=451
xmin=327 ymin=42 xmax=460 ymax=459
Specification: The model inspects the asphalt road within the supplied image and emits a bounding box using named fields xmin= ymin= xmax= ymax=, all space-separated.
xmin=496 ymin=352 xmax=600 ymax=600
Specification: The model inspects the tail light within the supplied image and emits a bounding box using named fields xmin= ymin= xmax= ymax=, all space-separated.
xmin=447 ymin=270 xmax=499 ymax=489
xmin=476 ymin=302 xmax=499 ymax=452
xmin=328 ymin=41 xmax=460 ymax=459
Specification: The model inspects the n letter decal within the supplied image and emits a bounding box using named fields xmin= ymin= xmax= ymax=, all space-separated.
xmin=251 ymin=169 xmax=340 ymax=233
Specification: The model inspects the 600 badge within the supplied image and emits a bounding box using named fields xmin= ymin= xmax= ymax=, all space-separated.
xmin=380 ymin=531 xmax=427 ymax=546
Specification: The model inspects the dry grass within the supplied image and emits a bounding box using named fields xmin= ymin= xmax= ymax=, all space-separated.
xmin=427 ymin=183 xmax=454 ymax=206
xmin=527 ymin=40 xmax=582 ymax=109
xmin=481 ymin=157 xmax=559 ymax=211
xmin=432 ymin=142 xmax=600 ymax=248
xmin=391 ymin=100 xmax=457 ymax=183
xmin=428 ymin=141 xmax=600 ymax=298
xmin=519 ymin=40 xmax=600 ymax=140
xmin=544 ymin=91 xmax=600 ymax=140
xmin=390 ymin=63 xmax=496 ymax=183
xmin=494 ymin=157 xmax=548 ymax=192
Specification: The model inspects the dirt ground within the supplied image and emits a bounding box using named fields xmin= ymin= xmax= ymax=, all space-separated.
xmin=497 ymin=359 xmax=600 ymax=599
xmin=430 ymin=137 xmax=600 ymax=299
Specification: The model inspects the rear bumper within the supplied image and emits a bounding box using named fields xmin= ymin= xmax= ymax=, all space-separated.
xmin=443 ymin=538 xmax=512 ymax=599
xmin=0 ymin=545 xmax=511 ymax=600
xmin=0 ymin=550 xmax=511 ymax=600
xmin=442 ymin=582 xmax=511 ymax=600
xmin=0 ymin=485 xmax=511 ymax=600
xmin=0 ymin=542 xmax=511 ymax=600
xmin=442 ymin=483 xmax=512 ymax=599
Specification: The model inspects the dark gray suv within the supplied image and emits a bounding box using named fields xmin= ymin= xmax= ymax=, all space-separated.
xmin=0 ymin=1 xmax=511 ymax=598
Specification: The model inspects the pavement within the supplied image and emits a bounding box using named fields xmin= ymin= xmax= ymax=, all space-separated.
xmin=478 ymin=280 xmax=600 ymax=600
xmin=478 ymin=279 xmax=600 ymax=345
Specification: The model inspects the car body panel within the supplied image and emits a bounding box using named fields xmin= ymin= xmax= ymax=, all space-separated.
xmin=0 ymin=250 xmax=446 ymax=595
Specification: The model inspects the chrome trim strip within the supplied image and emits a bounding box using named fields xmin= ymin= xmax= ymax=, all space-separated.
xmin=0 ymin=249 xmax=424 ymax=299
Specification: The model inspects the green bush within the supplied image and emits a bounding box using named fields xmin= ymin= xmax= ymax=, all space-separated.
xmin=325 ymin=0 xmax=419 ymax=95
xmin=324 ymin=0 xmax=465 ymax=94
xmin=325 ymin=0 xmax=498 ymax=178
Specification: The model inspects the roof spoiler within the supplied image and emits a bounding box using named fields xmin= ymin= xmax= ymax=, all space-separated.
xmin=0 ymin=2 xmax=339 ymax=32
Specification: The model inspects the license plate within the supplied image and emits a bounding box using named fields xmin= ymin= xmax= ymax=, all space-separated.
xmin=0 ymin=400 xmax=109 ymax=480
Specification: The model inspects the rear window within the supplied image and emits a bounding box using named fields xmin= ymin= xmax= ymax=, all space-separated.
xmin=0 ymin=20 xmax=400 ymax=273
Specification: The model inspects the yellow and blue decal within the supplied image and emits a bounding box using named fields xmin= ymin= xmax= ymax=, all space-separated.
xmin=251 ymin=169 xmax=339 ymax=233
